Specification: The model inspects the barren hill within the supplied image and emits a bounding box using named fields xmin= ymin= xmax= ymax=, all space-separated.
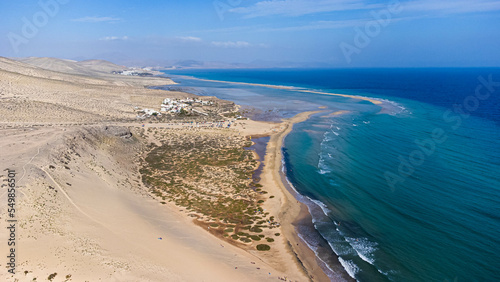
xmin=0 ymin=57 xmax=184 ymax=124
xmin=7 ymin=56 xmax=173 ymax=87
xmin=16 ymin=57 xmax=127 ymax=75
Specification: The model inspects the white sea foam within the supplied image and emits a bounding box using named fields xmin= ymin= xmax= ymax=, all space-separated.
xmin=307 ymin=196 xmax=331 ymax=217
xmin=345 ymin=237 xmax=378 ymax=265
xmin=281 ymin=156 xmax=286 ymax=173
xmin=323 ymin=134 xmax=334 ymax=142
xmin=327 ymin=241 xmax=355 ymax=257
xmin=298 ymin=233 xmax=336 ymax=274
xmin=338 ymin=258 xmax=359 ymax=280
xmin=284 ymin=175 xmax=300 ymax=195
xmin=317 ymin=123 xmax=339 ymax=175
xmin=317 ymin=151 xmax=332 ymax=175
xmin=373 ymin=97 xmax=410 ymax=115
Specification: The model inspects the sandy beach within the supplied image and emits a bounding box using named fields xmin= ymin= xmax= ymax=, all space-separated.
xmin=258 ymin=110 xmax=333 ymax=282
xmin=0 ymin=57 xmax=333 ymax=281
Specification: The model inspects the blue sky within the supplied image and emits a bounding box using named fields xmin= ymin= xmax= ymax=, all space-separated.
xmin=1 ymin=0 xmax=500 ymax=67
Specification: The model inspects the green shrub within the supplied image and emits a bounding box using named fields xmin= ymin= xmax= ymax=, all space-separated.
xmin=250 ymin=235 xmax=261 ymax=241
xmin=256 ymin=244 xmax=271 ymax=251
xmin=48 ymin=273 xmax=57 ymax=281
xmin=250 ymin=227 xmax=263 ymax=233
xmin=266 ymin=238 xmax=275 ymax=242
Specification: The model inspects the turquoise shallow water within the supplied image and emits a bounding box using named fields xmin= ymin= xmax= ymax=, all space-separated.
xmin=159 ymin=69 xmax=500 ymax=282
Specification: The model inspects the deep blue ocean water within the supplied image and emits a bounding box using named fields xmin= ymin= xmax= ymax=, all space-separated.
xmin=159 ymin=69 xmax=500 ymax=282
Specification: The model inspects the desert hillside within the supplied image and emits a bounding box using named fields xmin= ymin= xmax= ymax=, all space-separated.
xmin=0 ymin=57 xmax=207 ymax=125
xmin=6 ymin=56 xmax=172 ymax=88
xmin=16 ymin=57 xmax=127 ymax=75
xmin=0 ymin=56 xmax=313 ymax=281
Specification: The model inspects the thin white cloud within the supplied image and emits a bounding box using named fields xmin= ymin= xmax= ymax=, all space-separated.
xmin=230 ymin=0 xmax=381 ymax=18
xmin=100 ymin=36 xmax=129 ymax=41
xmin=403 ymin=0 xmax=500 ymax=14
xmin=177 ymin=36 xmax=203 ymax=42
xmin=258 ymin=16 xmax=422 ymax=32
xmin=230 ymin=0 xmax=500 ymax=18
xmin=211 ymin=41 xmax=252 ymax=48
xmin=72 ymin=16 xmax=121 ymax=23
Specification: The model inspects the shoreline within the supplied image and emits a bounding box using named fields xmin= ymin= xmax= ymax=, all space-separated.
xmin=258 ymin=110 xmax=332 ymax=281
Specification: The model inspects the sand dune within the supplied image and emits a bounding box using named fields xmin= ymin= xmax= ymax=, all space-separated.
xmin=1 ymin=126 xmax=296 ymax=281
xmin=0 ymin=57 xmax=326 ymax=281
xmin=16 ymin=57 xmax=127 ymax=76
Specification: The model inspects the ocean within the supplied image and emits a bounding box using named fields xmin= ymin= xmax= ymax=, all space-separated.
xmin=157 ymin=68 xmax=500 ymax=282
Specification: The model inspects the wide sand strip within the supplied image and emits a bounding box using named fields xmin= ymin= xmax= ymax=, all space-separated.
xmin=257 ymin=111 xmax=334 ymax=282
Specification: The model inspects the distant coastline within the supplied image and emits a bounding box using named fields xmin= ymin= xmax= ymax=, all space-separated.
xmin=163 ymin=73 xmax=384 ymax=106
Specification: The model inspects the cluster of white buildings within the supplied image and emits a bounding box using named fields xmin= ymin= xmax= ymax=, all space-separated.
xmin=160 ymin=98 xmax=213 ymax=114
xmin=135 ymin=97 xmax=214 ymax=118
xmin=114 ymin=67 xmax=154 ymax=76
xmin=137 ymin=108 xmax=161 ymax=118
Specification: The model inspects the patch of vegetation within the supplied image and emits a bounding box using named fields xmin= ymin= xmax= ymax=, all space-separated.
xmin=140 ymin=129 xmax=277 ymax=245
xmin=250 ymin=227 xmax=263 ymax=233
xmin=250 ymin=235 xmax=261 ymax=241
xmin=256 ymin=244 xmax=271 ymax=251
xmin=48 ymin=273 xmax=57 ymax=281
